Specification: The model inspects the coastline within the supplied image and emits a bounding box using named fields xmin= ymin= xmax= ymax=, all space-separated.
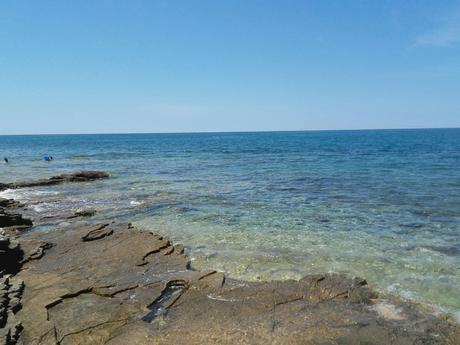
xmin=1 ymin=172 xmax=459 ymax=344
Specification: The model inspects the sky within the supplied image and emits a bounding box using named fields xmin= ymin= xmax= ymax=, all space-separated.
xmin=1 ymin=0 xmax=460 ymax=134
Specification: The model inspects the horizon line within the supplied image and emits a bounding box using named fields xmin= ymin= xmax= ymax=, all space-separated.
xmin=0 ymin=126 xmax=459 ymax=137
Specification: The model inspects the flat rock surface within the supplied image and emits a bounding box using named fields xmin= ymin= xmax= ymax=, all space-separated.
xmin=15 ymin=222 xmax=460 ymax=345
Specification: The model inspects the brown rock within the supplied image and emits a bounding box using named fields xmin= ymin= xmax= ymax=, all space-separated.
xmin=0 ymin=170 xmax=110 ymax=192
xmin=22 ymin=242 xmax=53 ymax=262
xmin=81 ymin=224 xmax=113 ymax=242
xmin=14 ymin=223 xmax=460 ymax=345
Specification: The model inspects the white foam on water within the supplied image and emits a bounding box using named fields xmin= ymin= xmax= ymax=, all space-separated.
xmin=31 ymin=190 xmax=60 ymax=195
xmin=130 ymin=200 xmax=143 ymax=206
xmin=386 ymin=283 xmax=416 ymax=301
xmin=0 ymin=188 xmax=60 ymax=201
xmin=32 ymin=205 xmax=45 ymax=213
xmin=0 ymin=189 xmax=21 ymax=199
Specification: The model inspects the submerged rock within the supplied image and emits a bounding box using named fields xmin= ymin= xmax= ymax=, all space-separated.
xmin=67 ymin=209 xmax=97 ymax=219
xmin=38 ymin=209 xmax=97 ymax=224
xmin=0 ymin=170 xmax=110 ymax=191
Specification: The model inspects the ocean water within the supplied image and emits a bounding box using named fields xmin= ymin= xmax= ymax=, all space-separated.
xmin=1 ymin=129 xmax=459 ymax=318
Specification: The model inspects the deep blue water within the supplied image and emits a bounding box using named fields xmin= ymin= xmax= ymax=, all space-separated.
xmin=1 ymin=129 xmax=459 ymax=318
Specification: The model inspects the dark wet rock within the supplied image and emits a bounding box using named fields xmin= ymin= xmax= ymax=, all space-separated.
xmin=50 ymin=171 xmax=110 ymax=182
xmin=38 ymin=209 xmax=97 ymax=224
xmin=0 ymin=170 xmax=110 ymax=192
xmin=400 ymin=222 xmax=424 ymax=229
xmin=0 ymin=275 xmax=25 ymax=345
xmin=0 ymin=199 xmax=23 ymax=209
xmin=0 ymin=237 xmax=9 ymax=249
xmin=14 ymin=222 xmax=460 ymax=345
xmin=7 ymin=281 xmax=24 ymax=298
xmin=142 ymin=280 xmax=189 ymax=323
xmin=0 ymin=210 xmax=32 ymax=229
xmin=0 ymin=238 xmax=23 ymax=275
xmin=7 ymin=297 xmax=21 ymax=313
xmin=67 ymin=209 xmax=96 ymax=219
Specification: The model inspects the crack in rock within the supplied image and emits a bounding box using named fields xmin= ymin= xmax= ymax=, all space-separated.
xmin=56 ymin=318 xmax=129 ymax=345
xmin=136 ymin=243 xmax=171 ymax=266
xmin=142 ymin=280 xmax=188 ymax=323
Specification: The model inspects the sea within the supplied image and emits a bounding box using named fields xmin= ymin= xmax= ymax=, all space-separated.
xmin=1 ymin=129 xmax=459 ymax=319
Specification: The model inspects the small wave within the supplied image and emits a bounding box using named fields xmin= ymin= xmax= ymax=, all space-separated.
xmin=0 ymin=189 xmax=21 ymax=199
xmin=130 ymin=200 xmax=144 ymax=206
xmin=0 ymin=189 xmax=59 ymax=200
xmin=29 ymin=190 xmax=60 ymax=196
xmin=387 ymin=284 xmax=415 ymax=300
xmin=32 ymin=205 xmax=45 ymax=213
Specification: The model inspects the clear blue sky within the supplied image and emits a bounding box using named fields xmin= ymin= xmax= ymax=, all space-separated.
xmin=1 ymin=0 xmax=460 ymax=134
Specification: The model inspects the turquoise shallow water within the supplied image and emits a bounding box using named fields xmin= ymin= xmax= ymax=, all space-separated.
xmin=0 ymin=129 xmax=459 ymax=318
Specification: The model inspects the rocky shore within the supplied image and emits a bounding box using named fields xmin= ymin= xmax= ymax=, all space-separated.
xmin=0 ymin=171 xmax=459 ymax=345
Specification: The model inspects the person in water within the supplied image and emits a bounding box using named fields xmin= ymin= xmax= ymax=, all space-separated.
xmin=3 ymin=157 xmax=8 ymax=163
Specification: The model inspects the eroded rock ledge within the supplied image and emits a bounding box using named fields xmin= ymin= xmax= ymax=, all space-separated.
xmin=0 ymin=171 xmax=109 ymax=345
xmin=11 ymin=222 xmax=460 ymax=345
xmin=0 ymin=171 xmax=110 ymax=192
xmin=0 ymin=231 xmax=25 ymax=345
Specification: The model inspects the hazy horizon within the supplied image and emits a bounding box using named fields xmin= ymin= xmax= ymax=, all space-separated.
xmin=1 ymin=126 xmax=460 ymax=137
